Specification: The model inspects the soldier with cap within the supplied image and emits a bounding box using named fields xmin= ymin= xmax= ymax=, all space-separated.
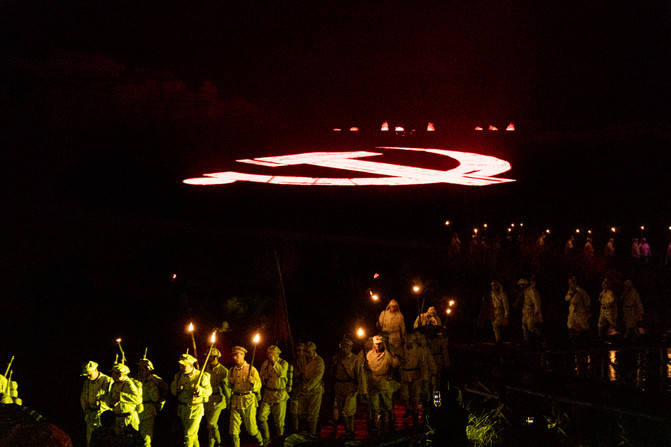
xmin=518 ymin=278 xmax=542 ymax=343
xmin=565 ymin=276 xmax=591 ymax=342
xmin=331 ymin=336 xmax=367 ymax=439
xmin=413 ymin=306 xmax=442 ymax=329
xmin=0 ymin=373 xmax=21 ymax=405
xmin=258 ymin=345 xmax=289 ymax=444
xmin=489 ymin=280 xmax=510 ymax=344
xmin=400 ymin=332 xmax=429 ymax=426
xmin=378 ymin=299 xmax=406 ymax=355
xmin=171 ymin=353 xmax=212 ymax=447
xmin=204 ymin=348 xmax=229 ymax=447
xmin=228 ymin=346 xmax=263 ymax=447
xmin=366 ymin=335 xmax=400 ymax=434
xmin=622 ymin=280 xmax=644 ymax=339
xmin=136 ymin=358 xmax=168 ymax=447
xmin=298 ymin=341 xmax=324 ymax=437
xmin=287 ymin=342 xmax=306 ymax=433
xmin=81 ymin=361 xmax=114 ymax=446
xmin=107 ymin=363 xmax=142 ymax=434
xmin=598 ymin=278 xmax=618 ymax=340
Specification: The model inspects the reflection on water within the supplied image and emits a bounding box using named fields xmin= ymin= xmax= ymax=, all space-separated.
xmin=608 ymin=350 xmax=617 ymax=382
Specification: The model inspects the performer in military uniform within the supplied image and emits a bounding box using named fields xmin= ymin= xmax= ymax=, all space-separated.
xmin=204 ymin=348 xmax=230 ymax=447
xmin=331 ymin=336 xmax=367 ymax=439
xmin=137 ymin=358 xmax=168 ymax=447
xmin=366 ymin=335 xmax=399 ymax=434
xmin=80 ymin=361 xmax=113 ymax=447
xmin=171 ymin=353 xmax=212 ymax=447
xmin=400 ymin=332 xmax=429 ymax=426
xmin=107 ymin=363 xmax=142 ymax=434
xmin=287 ymin=342 xmax=306 ymax=433
xmin=258 ymin=345 xmax=289 ymax=444
xmin=298 ymin=342 xmax=324 ymax=437
xmin=228 ymin=346 xmax=263 ymax=447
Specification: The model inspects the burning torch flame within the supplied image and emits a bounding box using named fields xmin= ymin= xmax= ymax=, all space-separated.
xmin=372 ymin=294 xmax=379 ymax=301
xmin=611 ymin=227 xmax=616 ymax=233
xmin=449 ymin=299 xmax=456 ymax=307
xmin=446 ymin=308 xmax=453 ymax=315
xmin=546 ymin=228 xmax=551 ymax=234
xmin=252 ymin=333 xmax=261 ymax=344
xmin=356 ymin=327 xmax=365 ymax=338
xmin=373 ymin=273 xmax=380 ymax=279
xmin=116 ymin=338 xmax=122 ymax=343
xmin=188 ymin=322 xmax=194 ymax=333
xmin=210 ymin=331 xmax=216 ymax=344
xmin=412 ymin=285 xmax=421 ymax=293
xmin=444 ymin=220 xmax=451 ymax=226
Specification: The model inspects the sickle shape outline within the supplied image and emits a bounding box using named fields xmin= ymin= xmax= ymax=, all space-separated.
xmin=183 ymin=146 xmax=515 ymax=186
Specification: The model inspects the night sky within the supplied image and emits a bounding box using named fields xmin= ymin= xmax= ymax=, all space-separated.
xmin=2 ymin=1 xmax=671 ymax=443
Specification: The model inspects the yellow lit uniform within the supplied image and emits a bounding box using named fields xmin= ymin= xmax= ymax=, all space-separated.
xmin=171 ymin=369 xmax=212 ymax=447
xmin=108 ymin=378 xmax=142 ymax=434
xmin=228 ymin=362 xmax=263 ymax=447
xmin=204 ymin=362 xmax=229 ymax=447
xmin=81 ymin=373 xmax=113 ymax=446
xmin=258 ymin=357 xmax=289 ymax=440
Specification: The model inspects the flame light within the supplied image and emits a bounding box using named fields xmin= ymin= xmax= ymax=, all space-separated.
xmin=446 ymin=308 xmax=453 ymax=315
xmin=412 ymin=285 xmax=421 ymax=293
xmin=356 ymin=327 xmax=365 ymax=338
xmin=444 ymin=220 xmax=451 ymax=226
xmin=506 ymin=122 xmax=515 ymax=131
xmin=474 ymin=126 xmax=484 ymax=131
xmin=394 ymin=126 xmax=405 ymax=132
xmin=381 ymin=121 xmax=389 ymax=132
xmin=252 ymin=333 xmax=261 ymax=344
xmin=188 ymin=323 xmax=194 ymax=333
xmin=611 ymin=227 xmax=617 ymax=233
xmin=349 ymin=126 xmax=359 ymax=132
xmin=488 ymin=125 xmax=498 ymax=131
xmin=449 ymin=299 xmax=456 ymax=307
xmin=426 ymin=122 xmax=435 ymax=132
xmin=184 ymin=147 xmax=516 ymax=187
xmin=210 ymin=331 xmax=216 ymax=344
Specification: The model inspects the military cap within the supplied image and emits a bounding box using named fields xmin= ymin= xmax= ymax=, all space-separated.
xmin=517 ymin=278 xmax=529 ymax=286
xmin=267 ymin=345 xmax=281 ymax=355
xmin=427 ymin=306 xmax=437 ymax=315
xmin=340 ymin=336 xmax=353 ymax=347
xmin=112 ymin=363 xmax=130 ymax=375
xmin=305 ymin=341 xmax=317 ymax=352
xmin=178 ymin=354 xmax=197 ymax=365
xmin=210 ymin=347 xmax=222 ymax=358
xmin=137 ymin=358 xmax=155 ymax=371
xmin=81 ymin=361 xmax=99 ymax=375
xmin=231 ymin=346 xmax=247 ymax=355
xmin=372 ymin=335 xmax=384 ymax=344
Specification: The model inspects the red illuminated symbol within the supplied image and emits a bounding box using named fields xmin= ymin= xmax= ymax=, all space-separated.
xmin=381 ymin=121 xmax=390 ymax=132
xmin=349 ymin=126 xmax=359 ymax=132
xmin=394 ymin=126 xmax=405 ymax=132
xmin=426 ymin=122 xmax=435 ymax=132
xmin=474 ymin=126 xmax=484 ymax=131
xmin=488 ymin=125 xmax=498 ymax=131
xmin=183 ymin=146 xmax=515 ymax=187
xmin=506 ymin=122 xmax=515 ymax=131
xmin=333 ymin=128 xmax=342 ymax=132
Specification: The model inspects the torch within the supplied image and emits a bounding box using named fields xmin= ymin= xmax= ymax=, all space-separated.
xmin=116 ymin=338 xmax=126 ymax=365
xmin=247 ymin=332 xmax=261 ymax=381
xmin=4 ymin=355 xmax=14 ymax=378
xmin=5 ymin=370 xmax=12 ymax=394
xmin=187 ymin=322 xmax=199 ymax=368
xmin=143 ymin=347 xmax=148 ymax=360
xmin=196 ymin=331 xmax=216 ymax=389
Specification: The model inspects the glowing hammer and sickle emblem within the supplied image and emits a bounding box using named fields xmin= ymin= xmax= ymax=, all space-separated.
xmin=183 ymin=146 xmax=515 ymax=186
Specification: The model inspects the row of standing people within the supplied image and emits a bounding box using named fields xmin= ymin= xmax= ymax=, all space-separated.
xmin=484 ymin=276 xmax=644 ymax=344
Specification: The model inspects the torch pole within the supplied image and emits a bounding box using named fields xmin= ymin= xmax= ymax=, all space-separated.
xmin=116 ymin=340 xmax=126 ymax=364
xmin=247 ymin=343 xmax=257 ymax=381
xmin=196 ymin=343 xmax=214 ymax=388
xmin=143 ymin=347 xmax=148 ymax=360
xmin=4 ymin=356 xmax=14 ymax=377
xmin=5 ymin=370 xmax=12 ymax=394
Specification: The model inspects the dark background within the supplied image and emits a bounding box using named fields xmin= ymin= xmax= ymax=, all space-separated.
xmin=2 ymin=1 xmax=671 ymax=445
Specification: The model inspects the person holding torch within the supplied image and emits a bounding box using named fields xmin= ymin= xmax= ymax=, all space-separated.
xmin=228 ymin=344 xmax=263 ymax=447
xmin=205 ymin=346 xmax=230 ymax=447
xmin=170 ymin=353 xmax=212 ymax=447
